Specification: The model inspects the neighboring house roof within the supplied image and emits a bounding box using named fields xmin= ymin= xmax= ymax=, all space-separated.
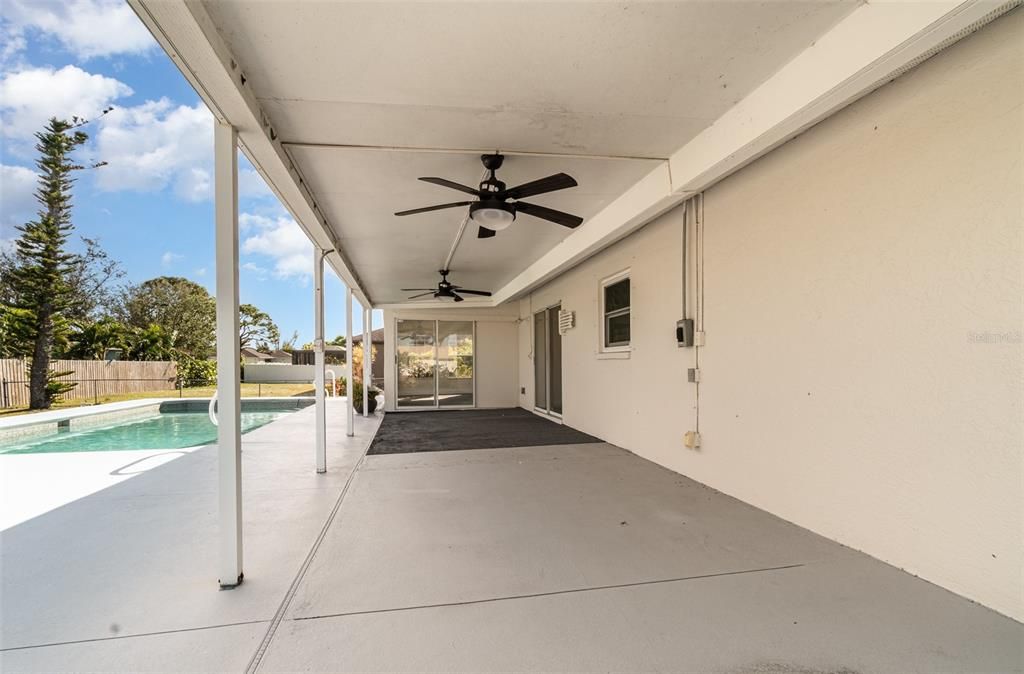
xmin=290 ymin=347 xmax=346 ymax=365
xmin=351 ymin=328 xmax=384 ymax=344
xmin=240 ymin=347 xmax=272 ymax=361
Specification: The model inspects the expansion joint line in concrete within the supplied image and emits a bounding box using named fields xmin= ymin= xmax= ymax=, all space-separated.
xmin=292 ymin=563 xmax=806 ymax=622
xmin=245 ymin=451 xmax=371 ymax=674
xmin=0 ymin=619 xmax=270 ymax=653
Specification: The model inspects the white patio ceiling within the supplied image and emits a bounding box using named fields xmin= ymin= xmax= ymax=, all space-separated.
xmin=131 ymin=0 xmax=1010 ymax=308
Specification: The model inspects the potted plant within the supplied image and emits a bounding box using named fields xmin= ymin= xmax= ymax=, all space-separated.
xmin=336 ymin=378 xmax=379 ymax=413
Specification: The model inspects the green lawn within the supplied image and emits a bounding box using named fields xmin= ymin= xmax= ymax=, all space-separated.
xmin=0 ymin=382 xmax=315 ymax=417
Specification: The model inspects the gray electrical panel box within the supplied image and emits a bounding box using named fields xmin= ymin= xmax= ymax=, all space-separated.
xmin=676 ymin=319 xmax=695 ymax=347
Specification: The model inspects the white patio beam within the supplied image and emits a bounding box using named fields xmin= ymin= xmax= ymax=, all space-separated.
xmin=128 ymin=0 xmax=370 ymax=309
xmin=214 ymin=121 xmax=242 ymax=588
xmin=667 ymin=0 xmax=1018 ymax=192
xmin=313 ymin=248 xmax=327 ymax=473
xmin=362 ymin=307 xmax=371 ymax=416
xmin=345 ymin=287 xmax=354 ymax=436
xmin=491 ymin=0 xmax=1015 ymax=304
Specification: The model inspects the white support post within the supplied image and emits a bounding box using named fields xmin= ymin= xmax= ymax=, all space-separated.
xmin=314 ymin=249 xmax=326 ymax=473
xmin=214 ymin=122 xmax=242 ymax=588
xmin=345 ymin=286 xmax=354 ymax=437
xmin=362 ymin=307 xmax=371 ymax=416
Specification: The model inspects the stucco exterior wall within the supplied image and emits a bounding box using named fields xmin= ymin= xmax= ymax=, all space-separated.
xmin=520 ymin=13 xmax=1023 ymax=621
xmin=383 ymin=305 xmax=519 ymax=412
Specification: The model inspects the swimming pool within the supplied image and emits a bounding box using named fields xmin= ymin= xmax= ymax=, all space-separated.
xmin=0 ymin=401 xmax=310 ymax=455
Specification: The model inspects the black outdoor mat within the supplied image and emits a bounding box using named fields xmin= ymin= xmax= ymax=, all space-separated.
xmin=367 ymin=408 xmax=601 ymax=455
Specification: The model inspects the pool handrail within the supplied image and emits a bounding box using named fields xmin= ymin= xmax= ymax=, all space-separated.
xmin=208 ymin=392 xmax=218 ymax=427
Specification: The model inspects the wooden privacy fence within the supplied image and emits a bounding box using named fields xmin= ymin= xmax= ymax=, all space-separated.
xmin=0 ymin=359 xmax=178 ymax=409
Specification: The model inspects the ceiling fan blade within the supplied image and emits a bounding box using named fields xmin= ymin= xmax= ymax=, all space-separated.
xmin=515 ymin=201 xmax=584 ymax=228
xmin=419 ymin=177 xmax=480 ymax=196
xmin=451 ymin=292 xmax=465 ymax=303
xmin=395 ymin=201 xmax=472 ymax=217
xmin=504 ymin=173 xmax=577 ymax=200
xmin=452 ymin=289 xmax=491 ymax=296
xmin=406 ymin=291 xmax=435 ymax=299
xmin=477 ymin=226 xmax=496 ymax=239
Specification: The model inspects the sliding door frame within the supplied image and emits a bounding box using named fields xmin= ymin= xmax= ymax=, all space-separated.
xmin=533 ymin=303 xmax=562 ymax=419
xmin=394 ymin=318 xmax=476 ymax=411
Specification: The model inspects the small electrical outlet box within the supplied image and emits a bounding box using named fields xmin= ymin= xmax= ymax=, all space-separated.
xmin=521 ymin=386 xmax=526 ymax=395
xmin=684 ymin=431 xmax=701 ymax=449
xmin=676 ymin=319 xmax=694 ymax=347
xmin=687 ymin=368 xmax=701 ymax=383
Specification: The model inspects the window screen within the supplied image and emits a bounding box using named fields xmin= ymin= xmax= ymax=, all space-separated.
xmin=602 ymin=277 xmax=630 ymax=348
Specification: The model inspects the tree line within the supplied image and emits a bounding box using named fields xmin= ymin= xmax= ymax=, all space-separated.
xmin=0 ymin=116 xmax=281 ymax=409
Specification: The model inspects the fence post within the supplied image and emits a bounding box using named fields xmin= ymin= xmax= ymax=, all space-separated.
xmin=93 ymin=379 xmax=98 ymax=405
xmin=2 ymin=379 xmax=7 ymax=409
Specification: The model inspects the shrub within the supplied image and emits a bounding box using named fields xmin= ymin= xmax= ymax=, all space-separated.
xmin=176 ymin=355 xmax=217 ymax=388
xmin=333 ymin=376 xmax=379 ymax=413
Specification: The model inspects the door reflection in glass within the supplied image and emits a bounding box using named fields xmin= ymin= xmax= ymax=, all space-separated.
xmin=437 ymin=321 xmax=474 ymax=407
xmin=396 ymin=320 xmax=436 ymax=407
xmin=396 ymin=319 xmax=474 ymax=408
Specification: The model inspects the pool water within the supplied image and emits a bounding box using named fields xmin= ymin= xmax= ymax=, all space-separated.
xmin=0 ymin=410 xmax=293 ymax=454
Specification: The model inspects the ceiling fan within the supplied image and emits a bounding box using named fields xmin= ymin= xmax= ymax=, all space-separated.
xmin=402 ymin=269 xmax=492 ymax=303
xmin=394 ymin=153 xmax=584 ymax=238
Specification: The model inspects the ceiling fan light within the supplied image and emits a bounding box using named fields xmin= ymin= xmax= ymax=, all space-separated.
xmin=471 ymin=206 xmax=515 ymax=231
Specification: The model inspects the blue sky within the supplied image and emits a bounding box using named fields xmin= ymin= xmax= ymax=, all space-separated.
xmin=0 ymin=0 xmax=379 ymax=345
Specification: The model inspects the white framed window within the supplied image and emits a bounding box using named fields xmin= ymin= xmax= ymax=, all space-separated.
xmin=599 ymin=269 xmax=631 ymax=352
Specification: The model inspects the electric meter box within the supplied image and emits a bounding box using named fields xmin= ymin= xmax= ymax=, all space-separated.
xmin=676 ymin=319 xmax=695 ymax=347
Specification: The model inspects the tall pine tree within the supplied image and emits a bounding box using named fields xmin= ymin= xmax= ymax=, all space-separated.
xmin=9 ymin=118 xmax=92 ymax=408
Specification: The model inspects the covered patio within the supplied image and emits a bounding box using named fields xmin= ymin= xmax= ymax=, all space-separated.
xmin=4 ymin=0 xmax=1020 ymax=670
xmin=2 ymin=406 xmax=1020 ymax=671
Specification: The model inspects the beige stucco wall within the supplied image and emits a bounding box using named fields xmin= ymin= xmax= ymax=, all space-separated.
xmin=520 ymin=12 xmax=1023 ymax=621
xmin=383 ymin=305 xmax=519 ymax=411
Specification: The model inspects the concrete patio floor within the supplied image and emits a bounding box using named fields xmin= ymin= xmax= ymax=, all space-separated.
xmin=1 ymin=404 xmax=1021 ymax=672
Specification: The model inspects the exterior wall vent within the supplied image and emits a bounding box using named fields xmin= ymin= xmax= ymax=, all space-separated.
xmin=558 ymin=310 xmax=575 ymax=335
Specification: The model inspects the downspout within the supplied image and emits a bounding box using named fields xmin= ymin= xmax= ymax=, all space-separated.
xmin=695 ymin=192 xmax=704 ymax=435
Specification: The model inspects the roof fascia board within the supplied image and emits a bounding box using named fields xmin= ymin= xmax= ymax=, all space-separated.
xmin=128 ymin=0 xmax=372 ymax=309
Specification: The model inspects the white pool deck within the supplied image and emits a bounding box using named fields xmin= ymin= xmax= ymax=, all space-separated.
xmin=0 ymin=398 xmax=310 ymax=531
xmin=1 ymin=400 xmax=1021 ymax=672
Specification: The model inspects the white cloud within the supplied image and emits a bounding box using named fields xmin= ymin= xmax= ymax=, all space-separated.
xmin=0 ymin=65 xmax=132 ymax=143
xmin=160 ymin=251 xmax=183 ymax=268
xmin=241 ymin=213 xmax=312 ymax=281
xmin=1 ymin=0 xmax=156 ymax=60
xmin=194 ymin=267 xmax=207 ymax=277
xmin=1 ymin=33 xmax=26 ymax=66
xmin=241 ymin=261 xmax=269 ymax=280
xmin=1 ymin=163 xmax=37 ymax=226
xmin=0 ymin=61 xmax=284 ymax=210
xmin=93 ymin=99 xmax=214 ymax=201
xmin=239 ymin=168 xmax=273 ymax=201
xmin=176 ymin=167 xmax=212 ymax=202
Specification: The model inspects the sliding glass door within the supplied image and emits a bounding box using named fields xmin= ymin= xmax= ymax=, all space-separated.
xmin=396 ymin=319 xmax=474 ymax=409
xmin=396 ymin=320 xmax=436 ymax=408
xmin=437 ymin=321 xmax=474 ymax=407
xmin=534 ymin=305 xmax=562 ymax=416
